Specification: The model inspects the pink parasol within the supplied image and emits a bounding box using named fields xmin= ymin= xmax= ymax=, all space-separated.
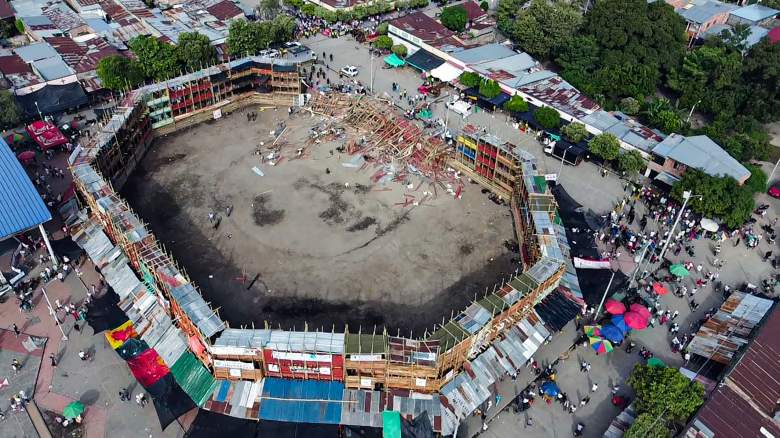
xmin=652 ymin=282 xmax=669 ymax=295
xmin=623 ymin=311 xmax=648 ymax=330
xmin=605 ymin=299 xmax=626 ymax=315
xmin=17 ymin=151 xmax=36 ymax=162
xmin=629 ymin=303 xmax=651 ymax=320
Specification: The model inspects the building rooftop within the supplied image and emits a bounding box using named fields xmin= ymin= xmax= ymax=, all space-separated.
xmin=705 ymin=23 xmax=769 ymax=49
xmin=519 ymin=75 xmax=599 ymax=119
xmin=652 ymin=133 xmax=751 ymax=181
xmin=582 ymin=110 xmax=665 ymax=153
xmin=460 ymin=0 xmax=486 ymax=21
xmin=730 ymin=3 xmax=779 ymax=23
xmin=205 ymin=0 xmax=242 ymax=21
xmin=451 ymin=42 xmax=515 ymax=65
xmin=0 ymin=53 xmax=33 ymax=75
xmin=679 ymin=0 xmax=737 ymax=25
xmin=0 ymin=0 xmax=15 ymax=19
xmin=390 ymin=11 xmax=456 ymax=47
xmin=686 ymin=306 xmax=780 ymax=438
xmin=0 ymin=137 xmax=52 ymax=240
xmin=14 ymin=41 xmax=59 ymax=62
xmin=32 ymin=55 xmax=74 ymax=80
xmin=42 ymin=2 xmax=86 ymax=31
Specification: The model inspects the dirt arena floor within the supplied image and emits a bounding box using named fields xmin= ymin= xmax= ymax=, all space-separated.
xmin=123 ymin=106 xmax=517 ymax=335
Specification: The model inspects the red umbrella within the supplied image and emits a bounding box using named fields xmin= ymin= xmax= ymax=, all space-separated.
xmin=17 ymin=151 xmax=36 ymax=162
xmin=623 ymin=311 xmax=648 ymax=330
xmin=652 ymin=282 xmax=669 ymax=295
xmin=605 ymin=299 xmax=626 ymax=315
xmin=629 ymin=303 xmax=651 ymax=320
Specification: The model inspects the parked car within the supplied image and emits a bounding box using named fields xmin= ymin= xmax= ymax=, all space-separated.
xmin=446 ymin=99 xmax=473 ymax=118
xmin=284 ymin=41 xmax=301 ymax=48
xmin=340 ymin=65 xmax=359 ymax=77
xmin=769 ymin=181 xmax=780 ymax=198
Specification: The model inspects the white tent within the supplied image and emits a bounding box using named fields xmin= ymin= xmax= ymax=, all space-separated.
xmin=430 ymin=62 xmax=462 ymax=83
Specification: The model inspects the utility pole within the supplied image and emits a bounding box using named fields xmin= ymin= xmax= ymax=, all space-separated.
xmin=41 ymin=288 xmax=68 ymax=341
xmin=594 ymin=270 xmax=616 ymax=321
xmin=657 ymin=190 xmax=694 ymax=262
xmin=557 ymin=145 xmax=572 ymax=181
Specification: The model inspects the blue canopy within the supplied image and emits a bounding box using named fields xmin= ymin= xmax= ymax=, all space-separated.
xmin=540 ymin=381 xmax=559 ymax=397
xmin=0 ymin=137 xmax=51 ymax=239
xmin=600 ymin=324 xmax=625 ymax=343
xmin=611 ymin=315 xmax=630 ymax=334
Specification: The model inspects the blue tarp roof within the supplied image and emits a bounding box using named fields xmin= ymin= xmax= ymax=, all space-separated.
xmin=0 ymin=138 xmax=51 ymax=239
xmin=259 ymin=378 xmax=344 ymax=424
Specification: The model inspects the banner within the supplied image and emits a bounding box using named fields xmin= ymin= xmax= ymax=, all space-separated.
xmin=573 ymin=257 xmax=611 ymax=269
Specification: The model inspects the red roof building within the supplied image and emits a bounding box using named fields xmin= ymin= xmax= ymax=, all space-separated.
xmin=685 ymin=306 xmax=780 ymax=438
xmin=461 ymin=0 xmax=487 ymax=22
xmin=0 ymin=0 xmax=14 ymax=21
xmin=0 ymin=54 xmax=33 ymax=75
xmin=390 ymin=12 xmax=457 ymax=47
xmin=205 ymin=0 xmax=243 ymax=21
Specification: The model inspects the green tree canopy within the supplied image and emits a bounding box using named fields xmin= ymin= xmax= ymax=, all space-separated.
xmin=479 ymin=0 xmax=488 ymax=11
xmin=503 ymin=95 xmax=528 ymax=113
xmin=619 ymin=97 xmax=641 ymax=115
xmin=478 ymin=79 xmax=501 ymax=99
xmin=0 ymin=19 xmax=17 ymax=39
xmin=589 ymin=133 xmax=621 ymax=161
xmin=440 ymin=5 xmax=468 ymax=32
xmin=459 ymin=71 xmax=481 ymax=88
xmin=503 ymin=0 xmax=582 ymax=59
xmin=671 ymin=169 xmax=755 ymax=229
xmin=0 ymin=90 xmax=20 ymax=130
xmin=391 ymin=44 xmax=408 ymax=57
xmin=740 ymin=40 xmax=780 ymax=124
xmin=177 ymin=32 xmax=216 ymax=71
xmin=96 ymin=55 xmax=144 ymax=91
xmin=742 ymin=164 xmax=767 ymax=195
xmin=534 ymin=107 xmax=561 ymax=129
xmin=376 ymin=22 xmax=388 ymax=35
xmin=15 ymin=18 xmax=24 ymax=34
xmin=373 ymin=35 xmax=393 ymax=50
xmin=617 ymin=150 xmax=645 ymax=175
xmin=129 ymin=35 xmax=179 ymax=80
xmin=624 ymin=413 xmax=671 ymax=438
xmin=226 ymin=17 xmax=294 ymax=56
xmin=561 ymin=122 xmax=588 ymax=143
xmin=628 ymin=365 xmax=704 ymax=422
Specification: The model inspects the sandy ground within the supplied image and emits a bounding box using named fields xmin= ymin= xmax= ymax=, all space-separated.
xmin=123 ymin=106 xmax=516 ymax=335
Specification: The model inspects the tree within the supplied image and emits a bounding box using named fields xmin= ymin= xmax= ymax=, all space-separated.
xmin=617 ymin=150 xmax=645 ymax=175
xmin=129 ymin=35 xmax=179 ymax=80
xmin=15 ymin=18 xmax=23 ymax=34
xmin=440 ymin=5 xmax=467 ymax=32
xmin=507 ymin=0 xmax=582 ymax=59
xmin=479 ymin=0 xmax=488 ymax=11
xmin=503 ymin=95 xmax=528 ymax=113
xmin=619 ymin=97 xmax=640 ymax=115
xmin=740 ymin=40 xmax=780 ymax=124
xmin=624 ymin=413 xmax=671 ymax=438
xmin=479 ymin=79 xmax=501 ymax=99
xmin=0 ymin=19 xmax=17 ymax=39
xmin=628 ymin=365 xmax=704 ymax=422
xmin=561 ymin=122 xmax=587 ymax=143
xmin=497 ymin=0 xmax=523 ymax=35
xmin=177 ymin=32 xmax=216 ymax=71
xmin=458 ymin=71 xmax=481 ymax=88
xmin=655 ymin=110 xmax=684 ymax=134
xmin=373 ymin=35 xmax=393 ymax=50
xmin=554 ymin=35 xmax=600 ymax=94
xmin=270 ymin=15 xmax=296 ymax=43
xmin=534 ymin=107 xmax=561 ymax=129
xmin=97 ymin=55 xmax=144 ymax=91
xmin=589 ymin=133 xmax=621 ymax=162
xmin=671 ymin=169 xmax=755 ymax=228
xmin=391 ymin=44 xmax=408 ymax=57
xmin=260 ymin=0 xmax=280 ymax=18
xmin=0 ymin=90 xmax=20 ymax=130
xmin=376 ymin=22 xmax=388 ymax=35
xmin=710 ymin=22 xmax=750 ymax=53
xmin=743 ymin=164 xmax=767 ymax=195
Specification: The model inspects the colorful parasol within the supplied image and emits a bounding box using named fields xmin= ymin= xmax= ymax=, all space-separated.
xmin=17 ymin=151 xmax=36 ymax=161
xmin=591 ymin=338 xmax=613 ymax=354
xmin=611 ymin=315 xmax=630 ymax=334
xmin=63 ymin=401 xmax=85 ymax=419
xmin=6 ymin=132 xmax=26 ymax=145
xmin=584 ymin=325 xmax=601 ymax=337
xmin=588 ymin=336 xmax=602 ymax=345
xmin=652 ymin=282 xmax=669 ymax=295
xmin=600 ymin=324 xmax=625 ymax=343
xmin=647 ymin=357 xmax=666 ymax=368
xmin=623 ymin=311 xmax=649 ymax=330
xmin=670 ymin=264 xmax=690 ymax=277
xmin=605 ymin=299 xmax=626 ymax=315
xmin=629 ymin=303 xmax=651 ymax=320
xmin=541 ymin=381 xmax=560 ymax=397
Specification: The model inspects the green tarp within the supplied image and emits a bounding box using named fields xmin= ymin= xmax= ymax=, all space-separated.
xmin=382 ymin=411 xmax=401 ymax=438
xmin=384 ymin=54 xmax=405 ymax=67
xmin=170 ymin=352 xmax=218 ymax=407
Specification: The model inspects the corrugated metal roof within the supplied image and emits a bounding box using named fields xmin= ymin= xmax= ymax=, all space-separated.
xmin=451 ymin=43 xmax=516 ymax=65
xmin=14 ymin=42 xmax=59 ymax=63
xmin=264 ymin=331 xmax=345 ymax=354
xmin=652 ymin=134 xmax=750 ymax=181
xmin=214 ymin=328 xmax=271 ymax=349
xmin=388 ymin=337 xmax=438 ymax=366
xmin=0 ymin=138 xmax=52 ymax=239
xmin=680 ymin=1 xmax=737 ymax=24
xmin=730 ymin=3 xmax=778 ymax=22
xmin=169 ymin=283 xmax=225 ymax=337
xmin=687 ymin=292 xmax=773 ymax=364
xmin=152 ymin=326 xmax=188 ymax=367
xmin=259 ymin=378 xmax=344 ymax=424
xmin=170 ymin=351 xmax=219 ymax=407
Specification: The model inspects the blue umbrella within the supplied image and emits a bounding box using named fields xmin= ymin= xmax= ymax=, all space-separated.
xmin=600 ymin=324 xmax=625 ymax=343
xmin=540 ymin=381 xmax=560 ymax=397
xmin=611 ymin=315 xmax=630 ymax=334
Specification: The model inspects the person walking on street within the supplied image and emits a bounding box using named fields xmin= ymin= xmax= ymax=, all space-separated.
xmin=11 ymin=359 xmax=21 ymax=373
xmin=591 ymin=383 xmax=598 ymax=392
xmin=119 ymin=388 xmax=130 ymax=401
xmin=11 ymin=324 xmax=20 ymax=338
xmin=135 ymin=392 xmax=147 ymax=407
xmin=49 ymin=354 xmax=57 ymax=367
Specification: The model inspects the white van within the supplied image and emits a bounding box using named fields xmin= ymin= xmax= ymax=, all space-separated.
xmin=446 ymin=99 xmax=473 ymax=118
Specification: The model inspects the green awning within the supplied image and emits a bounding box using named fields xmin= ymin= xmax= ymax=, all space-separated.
xmin=382 ymin=411 xmax=401 ymax=438
xmin=384 ymin=53 xmax=406 ymax=67
xmin=170 ymin=352 xmax=219 ymax=407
